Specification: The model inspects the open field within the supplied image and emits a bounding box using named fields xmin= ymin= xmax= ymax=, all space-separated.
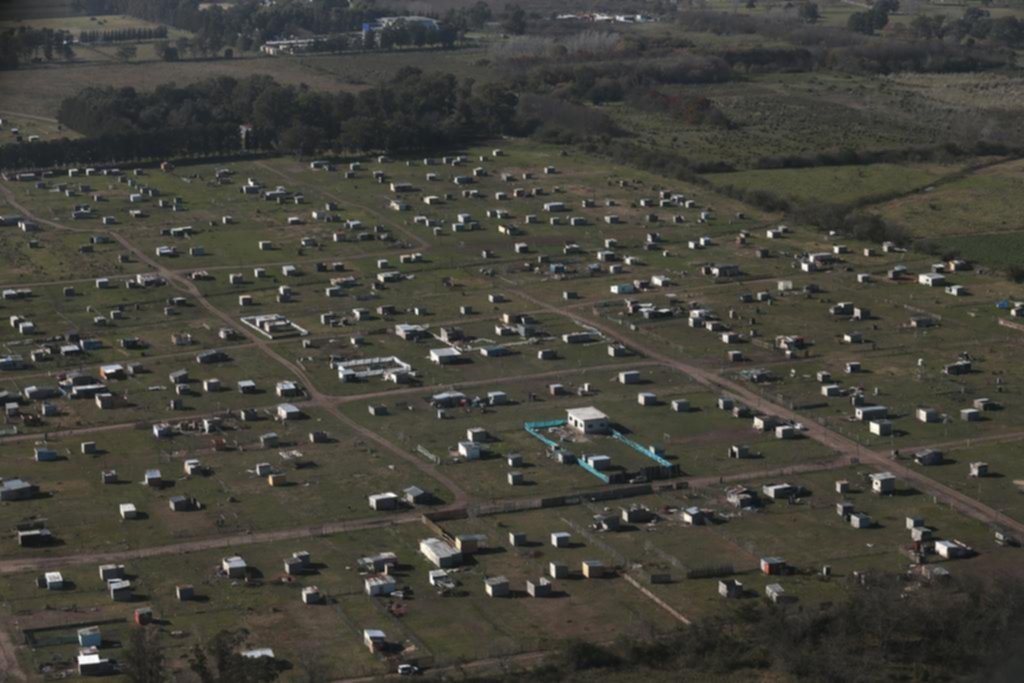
xmin=705 ymin=162 xmax=957 ymax=205
xmin=0 ymin=14 xmax=180 ymax=33
xmin=875 ymin=158 xmax=1024 ymax=241
xmin=0 ymin=516 xmax=687 ymax=680
xmin=0 ymin=405 xmax=449 ymax=560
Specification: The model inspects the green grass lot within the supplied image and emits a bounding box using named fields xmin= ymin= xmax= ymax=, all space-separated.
xmin=876 ymin=158 xmax=1024 ymax=240
xmin=0 ymin=220 xmax=146 ymax=283
xmin=0 ymin=519 xmax=678 ymax=679
xmin=4 ymin=137 xmax=1024 ymax=676
xmin=286 ymin=310 xmax=632 ymax=398
xmin=705 ymin=163 xmax=956 ymax=205
xmin=0 ymin=406 xmax=447 ymax=560
xmin=0 ymin=346 xmax=306 ymax=434
xmin=438 ymin=464 xmax=1012 ymax=620
xmin=0 ymin=14 xmax=182 ymax=34
xmin=0 ymin=279 xmax=231 ymax=350
xmin=905 ymin=441 xmax=1024 ymax=525
xmin=338 ymin=365 xmax=836 ymax=501
xmin=6 ymin=140 xmax=1024 ymax=454
xmin=577 ymin=236 xmax=1024 ymax=448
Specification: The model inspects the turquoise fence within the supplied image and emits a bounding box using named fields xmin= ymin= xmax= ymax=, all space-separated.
xmin=612 ymin=429 xmax=674 ymax=469
xmin=524 ymin=419 xmax=566 ymax=449
xmin=576 ymin=458 xmax=612 ymax=483
xmin=524 ymin=418 xmax=609 ymax=483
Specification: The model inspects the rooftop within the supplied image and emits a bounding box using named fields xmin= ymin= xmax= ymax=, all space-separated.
xmin=567 ymin=406 xmax=608 ymax=421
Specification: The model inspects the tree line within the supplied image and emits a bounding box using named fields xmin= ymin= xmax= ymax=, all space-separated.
xmin=0 ymin=27 xmax=75 ymax=69
xmin=0 ymin=123 xmax=243 ymax=170
xmin=0 ymin=70 xmax=518 ymax=169
xmin=78 ymin=26 xmax=168 ymax=44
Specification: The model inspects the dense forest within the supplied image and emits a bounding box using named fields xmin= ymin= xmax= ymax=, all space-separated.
xmin=56 ymin=69 xmax=517 ymax=151
xmin=78 ymin=26 xmax=168 ymax=44
xmin=0 ymin=123 xmax=243 ymax=172
xmin=0 ymin=70 xmax=518 ymax=168
xmin=0 ymin=27 xmax=75 ymax=69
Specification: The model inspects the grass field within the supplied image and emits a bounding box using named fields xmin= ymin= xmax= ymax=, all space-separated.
xmin=0 ymin=14 xmax=183 ymax=34
xmin=0 ymin=404 xmax=446 ymax=559
xmin=3 ymin=106 xmax=1024 ymax=679
xmin=705 ymin=163 xmax=955 ymax=205
xmin=876 ymin=158 xmax=1024 ymax=240
xmin=0 ymin=517 xmax=682 ymax=678
xmin=338 ymin=366 xmax=836 ymax=500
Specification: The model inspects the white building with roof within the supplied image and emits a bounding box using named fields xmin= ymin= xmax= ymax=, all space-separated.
xmin=419 ymin=537 xmax=462 ymax=568
xmin=566 ymin=407 xmax=609 ymax=434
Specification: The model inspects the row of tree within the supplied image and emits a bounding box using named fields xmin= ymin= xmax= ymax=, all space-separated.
xmin=364 ymin=20 xmax=458 ymax=51
xmin=0 ymin=27 xmax=74 ymax=69
xmin=0 ymin=70 xmax=519 ymax=168
xmin=0 ymin=123 xmax=243 ymax=170
xmin=78 ymin=26 xmax=168 ymax=44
